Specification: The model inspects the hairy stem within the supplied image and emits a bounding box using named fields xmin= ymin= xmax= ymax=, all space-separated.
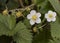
xmin=9 ymin=4 xmax=35 ymax=12
xmin=18 ymin=0 xmax=24 ymax=8
xmin=39 ymin=24 xmax=46 ymax=29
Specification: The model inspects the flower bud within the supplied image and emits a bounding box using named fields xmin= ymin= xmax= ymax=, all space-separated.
xmin=26 ymin=7 xmax=31 ymax=11
xmin=16 ymin=11 xmax=23 ymax=17
xmin=33 ymin=27 xmax=37 ymax=32
xmin=2 ymin=9 xmax=8 ymax=15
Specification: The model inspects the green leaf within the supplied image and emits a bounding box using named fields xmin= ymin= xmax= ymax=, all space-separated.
xmin=0 ymin=14 xmax=8 ymax=35
xmin=0 ymin=14 xmax=16 ymax=36
xmin=7 ymin=15 xmax=16 ymax=29
xmin=50 ymin=17 xmax=60 ymax=43
xmin=0 ymin=0 xmax=7 ymax=4
xmin=0 ymin=14 xmax=16 ymax=30
xmin=32 ymin=22 xmax=51 ymax=43
xmin=48 ymin=0 xmax=60 ymax=15
xmin=33 ymin=0 xmax=45 ymax=5
xmin=51 ymin=17 xmax=60 ymax=38
xmin=39 ymin=1 xmax=54 ymax=14
xmin=23 ymin=19 xmax=31 ymax=29
xmin=0 ymin=14 xmax=10 ymax=36
xmin=13 ymin=22 xmax=32 ymax=43
xmin=0 ymin=14 xmax=8 ymax=28
xmin=0 ymin=22 xmax=15 ymax=36
xmin=7 ymin=0 xmax=19 ymax=10
xmin=0 ymin=22 xmax=9 ymax=36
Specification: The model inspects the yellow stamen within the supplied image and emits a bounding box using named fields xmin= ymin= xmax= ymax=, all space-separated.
xmin=49 ymin=14 xmax=53 ymax=18
xmin=32 ymin=15 xmax=37 ymax=20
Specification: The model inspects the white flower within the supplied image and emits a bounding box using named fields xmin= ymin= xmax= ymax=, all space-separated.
xmin=45 ymin=10 xmax=57 ymax=22
xmin=27 ymin=10 xmax=41 ymax=25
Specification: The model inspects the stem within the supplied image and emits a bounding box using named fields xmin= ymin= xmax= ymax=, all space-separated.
xmin=11 ymin=40 xmax=13 ymax=43
xmin=18 ymin=0 xmax=24 ymax=8
xmin=9 ymin=4 xmax=35 ymax=12
xmin=41 ymin=18 xmax=46 ymax=24
xmin=38 ymin=17 xmax=46 ymax=29
xmin=39 ymin=23 xmax=46 ymax=29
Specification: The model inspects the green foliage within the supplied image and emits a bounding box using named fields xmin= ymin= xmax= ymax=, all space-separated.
xmin=0 ymin=14 xmax=32 ymax=43
xmin=51 ymin=17 xmax=60 ymax=38
xmin=0 ymin=14 xmax=16 ymax=36
xmin=0 ymin=0 xmax=7 ymax=4
xmin=32 ymin=22 xmax=51 ymax=43
xmin=13 ymin=22 xmax=32 ymax=43
xmin=49 ymin=0 xmax=60 ymax=15
xmin=7 ymin=0 xmax=19 ymax=10
xmin=50 ymin=17 xmax=60 ymax=43
xmin=7 ymin=15 xmax=16 ymax=30
xmin=23 ymin=19 xmax=31 ymax=29
xmin=32 ymin=0 xmax=60 ymax=43
xmin=0 ymin=0 xmax=60 ymax=43
xmin=33 ymin=0 xmax=45 ymax=5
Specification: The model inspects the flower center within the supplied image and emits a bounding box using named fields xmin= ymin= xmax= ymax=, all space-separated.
xmin=49 ymin=14 xmax=53 ymax=18
xmin=32 ymin=15 xmax=37 ymax=20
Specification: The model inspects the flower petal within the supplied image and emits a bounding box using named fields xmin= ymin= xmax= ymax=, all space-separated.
xmin=53 ymin=12 xmax=57 ymax=17
xmin=36 ymin=13 xmax=41 ymax=17
xmin=45 ymin=13 xmax=49 ymax=18
xmin=30 ymin=19 xmax=35 ymax=25
xmin=27 ymin=14 xmax=32 ymax=19
xmin=52 ymin=18 xmax=56 ymax=22
xmin=30 ymin=10 xmax=36 ymax=15
xmin=48 ymin=10 xmax=53 ymax=14
xmin=47 ymin=18 xmax=52 ymax=22
xmin=36 ymin=18 xmax=41 ymax=23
